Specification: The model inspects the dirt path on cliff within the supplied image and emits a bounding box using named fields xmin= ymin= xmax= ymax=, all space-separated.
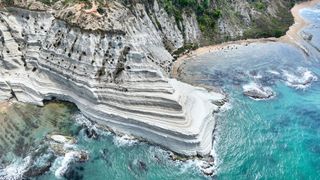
xmin=172 ymin=0 xmax=320 ymax=77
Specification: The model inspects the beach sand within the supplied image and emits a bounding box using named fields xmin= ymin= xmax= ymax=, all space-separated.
xmin=172 ymin=0 xmax=320 ymax=77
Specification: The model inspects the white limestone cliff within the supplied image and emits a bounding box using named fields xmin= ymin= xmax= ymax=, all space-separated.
xmin=0 ymin=2 xmax=226 ymax=156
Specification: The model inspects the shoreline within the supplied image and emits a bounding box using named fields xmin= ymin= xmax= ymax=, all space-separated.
xmin=172 ymin=0 xmax=320 ymax=77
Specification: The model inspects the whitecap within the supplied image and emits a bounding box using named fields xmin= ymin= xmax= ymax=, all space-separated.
xmin=0 ymin=156 xmax=31 ymax=180
xmin=54 ymin=151 xmax=85 ymax=179
xmin=113 ymin=134 xmax=138 ymax=147
xmin=219 ymin=101 xmax=232 ymax=112
xmin=178 ymin=158 xmax=216 ymax=176
xmin=73 ymin=113 xmax=111 ymax=137
xmin=73 ymin=113 xmax=94 ymax=128
xmin=282 ymin=67 xmax=318 ymax=89
xmin=267 ymin=70 xmax=281 ymax=75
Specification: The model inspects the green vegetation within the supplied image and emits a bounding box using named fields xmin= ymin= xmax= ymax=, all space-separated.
xmin=173 ymin=43 xmax=198 ymax=55
xmin=38 ymin=0 xmax=59 ymax=5
xmin=160 ymin=0 xmax=296 ymax=44
xmin=161 ymin=0 xmax=221 ymax=36
xmin=2 ymin=0 xmax=14 ymax=5
xmin=243 ymin=4 xmax=294 ymax=39
xmin=252 ymin=1 xmax=266 ymax=11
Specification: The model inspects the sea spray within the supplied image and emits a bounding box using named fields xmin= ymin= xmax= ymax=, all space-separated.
xmin=282 ymin=67 xmax=318 ymax=89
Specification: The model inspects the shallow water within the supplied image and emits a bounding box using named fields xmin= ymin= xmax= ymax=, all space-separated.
xmin=1 ymin=2 xmax=320 ymax=180
xmin=0 ymin=104 xmax=208 ymax=180
xmin=178 ymin=3 xmax=320 ymax=179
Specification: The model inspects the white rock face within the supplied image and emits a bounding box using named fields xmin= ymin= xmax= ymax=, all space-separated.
xmin=0 ymin=5 xmax=225 ymax=156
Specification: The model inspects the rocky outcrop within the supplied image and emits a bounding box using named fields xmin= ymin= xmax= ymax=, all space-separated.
xmin=0 ymin=3 xmax=226 ymax=157
xmin=243 ymin=82 xmax=275 ymax=100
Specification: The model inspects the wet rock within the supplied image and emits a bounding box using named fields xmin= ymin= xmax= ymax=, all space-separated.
xmin=153 ymin=155 xmax=161 ymax=162
xmin=138 ymin=161 xmax=148 ymax=172
xmin=77 ymin=151 xmax=89 ymax=162
xmin=49 ymin=134 xmax=76 ymax=144
xmin=55 ymin=151 xmax=88 ymax=178
xmin=243 ymin=82 xmax=275 ymax=100
xmin=85 ymin=128 xmax=99 ymax=139
xmin=202 ymin=167 xmax=214 ymax=176
xmin=64 ymin=168 xmax=84 ymax=180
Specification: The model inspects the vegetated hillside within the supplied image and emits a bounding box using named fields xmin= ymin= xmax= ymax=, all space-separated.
xmin=158 ymin=0 xmax=305 ymax=45
xmin=1 ymin=0 xmax=305 ymax=49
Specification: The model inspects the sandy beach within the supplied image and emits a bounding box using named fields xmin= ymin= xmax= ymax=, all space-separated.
xmin=172 ymin=0 xmax=320 ymax=77
xmin=283 ymin=0 xmax=320 ymax=42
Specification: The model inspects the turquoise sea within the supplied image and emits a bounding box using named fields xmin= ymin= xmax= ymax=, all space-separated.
xmin=1 ymin=3 xmax=320 ymax=180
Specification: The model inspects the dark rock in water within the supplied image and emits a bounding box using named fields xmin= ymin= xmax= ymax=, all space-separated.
xmin=78 ymin=151 xmax=89 ymax=162
xmin=301 ymin=31 xmax=313 ymax=41
xmin=154 ymin=155 xmax=161 ymax=163
xmin=75 ymin=166 xmax=85 ymax=171
xmin=128 ymin=159 xmax=148 ymax=175
xmin=85 ymin=128 xmax=99 ymax=139
xmin=90 ymin=129 xmax=99 ymax=139
xmin=138 ymin=160 xmax=148 ymax=172
xmin=64 ymin=167 xmax=83 ymax=180
xmin=22 ymin=146 xmax=56 ymax=177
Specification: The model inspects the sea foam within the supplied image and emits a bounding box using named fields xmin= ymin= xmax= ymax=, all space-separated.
xmin=282 ymin=67 xmax=318 ymax=89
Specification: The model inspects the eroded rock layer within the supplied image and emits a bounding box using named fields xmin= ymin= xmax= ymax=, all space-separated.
xmin=0 ymin=4 xmax=226 ymax=156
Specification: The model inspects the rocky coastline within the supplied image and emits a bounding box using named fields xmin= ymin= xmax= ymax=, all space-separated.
xmin=0 ymin=0 xmax=317 ymax=158
xmin=0 ymin=1 xmax=227 ymax=157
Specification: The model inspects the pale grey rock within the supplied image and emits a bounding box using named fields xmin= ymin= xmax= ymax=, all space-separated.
xmin=243 ymin=82 xmax=275 ymax=100
xmin=182 ymin=12 xmax=201 ymax=44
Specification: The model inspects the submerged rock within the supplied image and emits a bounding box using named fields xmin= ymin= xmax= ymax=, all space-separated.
xmin=301 ymin=31 xmax=313 ymax=41
xmin=243 ymin=82 xmax=275 ymax=100
xmin=128 ymin=159 xmax=148 ymax=175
